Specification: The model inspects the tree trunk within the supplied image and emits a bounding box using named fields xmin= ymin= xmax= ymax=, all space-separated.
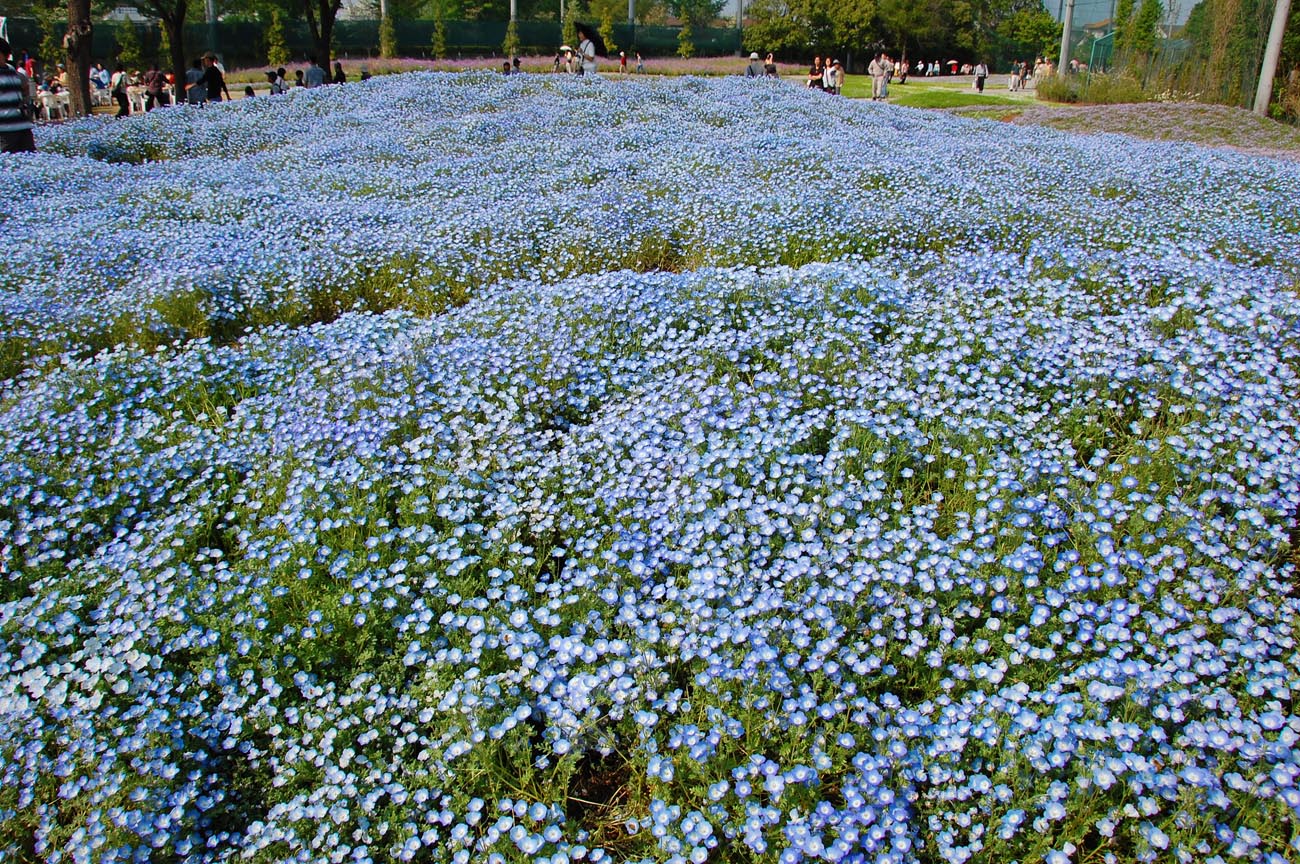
xmin=304 ymin=0 xmax=342 ymax=69
xmin=162 ymin=12 xmax=187 ymax=106
xmin=142 ymin=0 xmax=188 ymax=107
xmin=64 ymin=0 xmax=93 ymax=117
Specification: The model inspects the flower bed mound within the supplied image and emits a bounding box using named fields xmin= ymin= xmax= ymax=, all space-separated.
xmin=1006 ymin=102 xmax=1300 ymax=163
xmin=2 ymin=73 xmax=1298 ymax=380
xmin=1 ymin=74 xmax=1299 ymax=864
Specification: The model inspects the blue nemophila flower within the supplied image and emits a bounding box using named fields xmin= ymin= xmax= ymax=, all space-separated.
xmin=2 ymin=73 xmax=1299 ymax=864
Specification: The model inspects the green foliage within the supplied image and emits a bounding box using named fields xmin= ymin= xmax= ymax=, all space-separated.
xmin=676 ymin=18 xmax=695 ymax=57
xmin=1129 ymin=0 xmax=1163 ymax=61
xmin=741 ymin=0 xmax=805 ymax=55
xmin=1176 ymin=0 xmax=1276 ymax=106
xmin=114 ymin=22 xmax=146 ymax=70
xmin=379 ymin=14 xmax=398 ymax=58
xmin=672 ymin=0 xmax=724 ymax=29
xmin=1113 ymin=0 xmax=1136 ymax=59
xmin=996 ymin=7 xmax=1060 ymax=63
xmin=502 ymin=18 xmax=520 ymax=58
xmin=1036 ymin=70 xmax=1153 ymax=104
xmin=599 ymin=8 xmax=618 ymax=54
xmin=432 ymin=1 xmax=449 ymax=58
xmin=266 ymin=9 xmax=291 ymax=66
xmin=563 ymin=0 xmax=584 ymax=47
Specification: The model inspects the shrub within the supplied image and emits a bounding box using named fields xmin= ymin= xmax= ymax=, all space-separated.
xmin=1037 ymin=70 xmax=1152 ymax=105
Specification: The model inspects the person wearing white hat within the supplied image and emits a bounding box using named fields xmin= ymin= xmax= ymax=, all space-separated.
xmin=745 ymin=52 xmax=764 ymax=78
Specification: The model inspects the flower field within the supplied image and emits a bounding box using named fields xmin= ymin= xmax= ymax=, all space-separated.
xmin=2 ymin=72 xmax=1299 ymax=864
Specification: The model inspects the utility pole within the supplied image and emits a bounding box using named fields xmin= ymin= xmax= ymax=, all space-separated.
xmin=735 ymin=0 xmax=742 ymax=54
xmin=205 ymin=0 xmax=217 ymax=53
xmin=1253 ymin=0 xmax=1292 ymax=115
xmin=1058 ymin=0 xmax=1075 ymax=72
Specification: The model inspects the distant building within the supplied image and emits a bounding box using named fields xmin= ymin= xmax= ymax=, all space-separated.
xmin=104 ymin=5 xmax=153 ymax=22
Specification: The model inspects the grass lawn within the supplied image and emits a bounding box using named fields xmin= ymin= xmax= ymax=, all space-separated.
xmin=840 ymin=73 xmax=1032 ymax=108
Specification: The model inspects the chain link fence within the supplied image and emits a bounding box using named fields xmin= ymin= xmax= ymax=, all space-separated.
xmin=1061 ymin=0 xmax=1297 ymax=118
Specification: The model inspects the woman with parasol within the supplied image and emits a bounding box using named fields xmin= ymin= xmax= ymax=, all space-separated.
xmin=575 ymin=23 xmax=604 ymax=76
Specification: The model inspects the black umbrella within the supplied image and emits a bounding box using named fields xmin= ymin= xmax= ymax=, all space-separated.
xmin=575 ymin=23 xmax=608 ymax=58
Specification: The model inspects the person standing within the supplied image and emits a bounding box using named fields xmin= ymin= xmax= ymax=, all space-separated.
xmin=576 ymin=24 xmax=599 ymax=77
xmin=0 ymin=38 xmax=37 ymax=154
xmin=974 ymin=60 xmax=988 ymax=93
xmin=807 ymin=55 xmax=824 ymax=90
xmin=763 ymin=53 xmax=778 ymax=77
xmin=745 ymin=52 xmax=763 ymax=77
xmin=333 ymin=61 xmax=347 ymax=84
xmin=110 ymin=63 xmax=131 ymax=117
xmin=305 ymin=57 xmax=327 ymax=87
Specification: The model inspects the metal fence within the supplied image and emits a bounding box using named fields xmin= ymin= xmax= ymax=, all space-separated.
xmin=1062 ymin=0 xmax=1292 ymax=113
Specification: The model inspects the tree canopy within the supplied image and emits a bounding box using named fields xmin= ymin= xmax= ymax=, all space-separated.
xmin=743 ymin=0 xmax=1062 ymax=67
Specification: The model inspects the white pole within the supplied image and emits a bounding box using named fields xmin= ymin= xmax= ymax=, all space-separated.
xmin=736 ymin=0 xmax=742 ymax=54
xmin=628 ymin=0 xmax=634 ymax=25
xmin=206 ymin=0 xmax=218 ymax=52
xmin=1057 ymin=0 xmax=1075 ymax=72
xmin=379 ymin=0 xmax=387 ymax=20
xmin=1253 ymin=0 xmax=1292 ymax=115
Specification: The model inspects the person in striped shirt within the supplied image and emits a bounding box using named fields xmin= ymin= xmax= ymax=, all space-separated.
xmin=0 ymin=37 xmax=37 ymax=153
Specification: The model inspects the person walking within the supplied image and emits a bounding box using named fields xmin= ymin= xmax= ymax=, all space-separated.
xmin=868 ymin=52 xmax=886 ymax=100
xmin=200 ymin=52 xmax=229 ymax=103
xmin=142 ymin=62 xmax=168 ymax=110
xmin=0 ymin=37 xmax=37 ymax=154
xmin=974 ymin=60 xmax=988 ymax=93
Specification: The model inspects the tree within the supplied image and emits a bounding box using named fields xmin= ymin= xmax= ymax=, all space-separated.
xmin=599 ymin=6 xmax=617 ymax=53
xmin=996 ymin=7 xmax=1059 ymax=63
xmin=432 ymin=0 xmax=448 ymax=57
xmin=114 ymin=21 xmax=145 ymax=69
xmin=562 ymin=0 xmax=581 ymax=46
xmin=670 ymin=0 xmax=723 ymax=28
xmin=503 ymin=18 xmax=520 ymax=56
xmin=64 ymin=0 xmax=93 ymax=117
xmin=677 ymin=17 xmax=694 ymax=56
xmin=1113 ymin=0 xmax=1135 ymax=59
xmin=267 ymin=8 xmax=290 ymax=66
xmin=380 ymin=13 xmax=398 ymax=57
xmin=1129 ymin=0 xmax=1163 ymax=62
xmin=135 ymin=0 xmax=190 ymax=117
xmin=742 ymin=0 xmax=806 ymax=55
xmin=302 ymin=0 xmax=344 ymax=68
